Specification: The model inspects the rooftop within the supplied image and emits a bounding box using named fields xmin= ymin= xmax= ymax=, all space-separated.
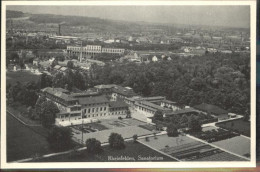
xmin=41 ymin=87 xmax=76 ymax=101
xmin=112 ymin=85 xmax=137 ymax=97
xmin=78 ymin=95 xmax=109 ymax=105
xmin=165 ymin=107 xmax=197 ymax=116
xmin=193 ymin=103 xmax=228 ymax=116
xmin=135 ymin=100 xmax=169 ymax=112
xmin=109 ymin=101 xmax=129 ymax=108
xmin=94 ymin=84 xmax=117 ymax=89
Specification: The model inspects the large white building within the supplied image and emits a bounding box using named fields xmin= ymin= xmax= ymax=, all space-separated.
xmin=41 ymin=87 xmax=129 ymax=126
xmin=67 ymin=45 xmax=125 ymax=58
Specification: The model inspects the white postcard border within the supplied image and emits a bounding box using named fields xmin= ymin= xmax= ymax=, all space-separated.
xmin=1 ymin=0 xmax=257 ymax=169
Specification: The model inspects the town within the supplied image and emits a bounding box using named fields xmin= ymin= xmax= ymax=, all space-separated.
xmin=6 ymin=9 xmax=251 ymax=163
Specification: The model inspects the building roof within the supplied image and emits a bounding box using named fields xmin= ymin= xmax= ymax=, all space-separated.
xmin=41 ymin=87 xmax=76 ymax=101
xmin=78 ymin=95 xmax=109 ymax=105
xmin=140 ymin=96 xmax=165 ymax=102
xmin=60 ymin=67 xmax=68 ymax=71
xmin=94 ymin=84 xmax=117 ymax=89
xmin=109 ymin=101 xmax=128 ymax=108
xmin=165 ymin=107 xmax=197 ymax=116
xmin=54 ymin=65 xmax=62 ymax=70
xmin=162 ymin=99 xmax=177 ymax=104
xmin=112 ymin=85 xmax=137 ymax=97
xmin=71 ymin=91 xmax=100 ymax=97
xmin=135 ymin=100 xmax=169 ymax=112
xmin=193 ymin=103 xmax=228 ymax=116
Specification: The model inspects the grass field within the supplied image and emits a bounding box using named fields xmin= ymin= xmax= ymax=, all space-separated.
xmin=31 ymin=141 xmax=176 ymax=162
xmin=216 ymin=119 xmax=250 ymax=137
xmin=6 ymin=70 xmax=41 ymax=85
xmin=138 ymin=135 xmax=196 ymax=150
xmin=72 ymin=125 xmax=153 ymax=144
xmin=7 ymin=113 xmax=51 ymax=162
xmin=99 ymin=118 xmax=146 ymax=129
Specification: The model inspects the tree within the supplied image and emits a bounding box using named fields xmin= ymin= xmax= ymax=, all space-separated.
xmin=35 ymin=95 xmax=47 ymax=119
xmin=85 ymin=138 xmax=102 ymax=154
xmin=38 ymin=73 xmax=52 ymax=89
xmin=51 ymin=59 xmax=58 ymax=68
xmin=180 ymin=114 xmax=189 ymax=126
xmin=47 ymin=126 xmax=73 ymax=151
xmin=188 ymin=115 xmax=202 ymax=132
xmin=40 ymin=100 xmax=59 ymax=127
xmin=126 ymin=110 xmax=131 ymax=118
xmin=108 ymin=133 xmax=125 ymax=149
xmin=133 ymin=134 xmax=138 ymax=143
xmin=153 ymin=110 xmax=163 ymax=121
xmin=67 ymin=60 xmax=74 ymax=69
xmin=166 ymin=123 xmax=178 ymax=137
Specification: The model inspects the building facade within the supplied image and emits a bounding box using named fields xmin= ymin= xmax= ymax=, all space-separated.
xmin=67 ymin=45 xmax=125 ymax=58
xmin=41 ymin=87 xmax=129 ymax=126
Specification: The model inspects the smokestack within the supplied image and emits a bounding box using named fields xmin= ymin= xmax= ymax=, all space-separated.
xmin=58 ymin=24 xmax=61 ymax=36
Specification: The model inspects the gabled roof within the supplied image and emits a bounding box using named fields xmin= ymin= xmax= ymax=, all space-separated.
xmin=112 ymin=85 xmax=137 ymax=97
xmin=54 ymin=65 xmax=62 ymax=70
xmin=193 ymin=103 xmax=228 ymax=116
xmin=109 ymin=101 xmax=128 ymax=108
xmin=165 ymin=108 xmax=197 ymax=116
xmin=60 ymin=67 xmax=68 ymax=71
xmin=78 ymin=95 xmax=109 ymax=105
xmin=41 ymin=87 xmax=75 ymax=101
xmin=94 ymin=84 xmax=117 ymax=89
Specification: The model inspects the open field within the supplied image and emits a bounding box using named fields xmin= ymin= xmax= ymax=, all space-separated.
xmin=31 ymin=141 xmax=176 ymax=162
xmin=138 ymin=135 xmax=247 ymax=161
xmin=216 ymin=119 xmax=250 ymax=137
xmin=6 ymin=70 xmax=41 ymax=85
xmin=99 ymin=118 xmax=146 ymax=129
xmin=138 ymin=135 xmax=195 ymax=150
xmin=72 ymin=125 xmax=153 ymax=144
xmin=7 ymin=113 xmax=51 ymax=162
xmin=212 ymin=136 xmax=250 ymax=158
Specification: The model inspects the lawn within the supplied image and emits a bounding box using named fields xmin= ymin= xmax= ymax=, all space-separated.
xmin=138 ymin=135 xmax=196 ymax=150
xmin=212 ymin=136 xmax=250 ymax=158
xmin=72 ymin=126 xmax=153 ymax=144
xmin=216 ymin=119 xmax=250 ymax=137
xmin=6 ymin=70 xmax=41 ymax=85
xmin=31 ymin=141 xmax=176 ymax=162
xmin=99 ymin=118 xmax=146 ymax=129
xmin=7 ymin=113 xmax=51 ymax=162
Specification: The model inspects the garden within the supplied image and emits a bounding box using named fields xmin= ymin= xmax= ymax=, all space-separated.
xmin=190 ymin=128 xmax=240 ymax=143
xmin=216 ymin=119 xmax=250 ymax=137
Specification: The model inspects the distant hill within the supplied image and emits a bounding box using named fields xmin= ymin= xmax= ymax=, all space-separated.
xmin=6 ymin=10 xmax=26 ymax=18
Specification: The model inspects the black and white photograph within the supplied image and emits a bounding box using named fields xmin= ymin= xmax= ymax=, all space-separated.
xmin=1 ymin=0 xmax=257 ymax=169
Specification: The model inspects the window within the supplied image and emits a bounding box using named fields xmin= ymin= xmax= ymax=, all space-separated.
xmin=104 ymin=107 xmax=107 ymax=111
xmin=100 ymin=107 xmax=103 ymax=111
xmin=92 ymin=108 xmax=94 ymax=113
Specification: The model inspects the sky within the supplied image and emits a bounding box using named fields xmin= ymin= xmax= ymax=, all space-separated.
xmin=7 ymin=5 xmax=250 ymax=28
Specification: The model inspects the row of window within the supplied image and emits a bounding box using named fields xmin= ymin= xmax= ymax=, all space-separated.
xmin=82 ymin=106 xmax=107 ymax=113
xmin=83 ymin=111 xmax=126 ymax=118
xmin=136 ymin=106 xmax=155 ymax=114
